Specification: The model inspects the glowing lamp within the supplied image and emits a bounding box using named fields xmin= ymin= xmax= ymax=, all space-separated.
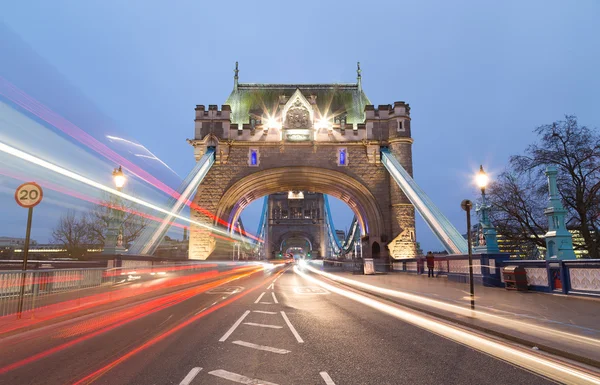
xmin=267 ymin=116 xmax=281 ymax=129
xmin=113 ymin=166 xmax=126 ymax=189
xmin=317 ymin=117 xmax=332 ymax=130
xmin=476 ymin=165 xmax=489 ymax=193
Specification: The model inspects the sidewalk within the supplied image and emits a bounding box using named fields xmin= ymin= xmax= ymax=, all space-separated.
xmin=322 ymin=268 xmax=600 ymax=366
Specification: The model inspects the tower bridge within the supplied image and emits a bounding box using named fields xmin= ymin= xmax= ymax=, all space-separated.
xmin=136 ymin=63 xmax=467 ymax=260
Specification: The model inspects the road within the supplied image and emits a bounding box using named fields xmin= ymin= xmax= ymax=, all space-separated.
xmin=0 ymin=263 xmax=593 ymax=385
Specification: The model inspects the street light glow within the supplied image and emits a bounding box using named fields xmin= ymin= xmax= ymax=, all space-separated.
xmin=113 ymin=166 xmax=126 ymax=188
xmin=266 ymin=116 xmax=281 ymax=129
xmin=476 ymin=165 xmax=489 ymax=190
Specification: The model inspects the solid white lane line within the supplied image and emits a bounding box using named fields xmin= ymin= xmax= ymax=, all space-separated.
xmin=254 ymin=292 xmax=265 ymax=303
xmin=179 ymin=367 xmax=202 ymax=385
xmin=294 ymin=266 xmax=600 ymax=385
xmin=243 ymin=322 xmax=283 ymax=329
xmin=208 ymin=369 xmax=279 ymax=385
xmin=267 ymin=283 xmax=274 ymax=290
xmin=281 ymin=311 xmax=304 ymax=343
xmin=219 ymin=310 xmax=250 ymax=342
xmin=232 ymin=340 xmax=291 ymax=354
xmin=271 ymin=292 xmax=279 ymax=304
xmin=320 ymin=372 xmax=336 ymax=385
xmin=253 ymin=310 xmax=277 ymax=314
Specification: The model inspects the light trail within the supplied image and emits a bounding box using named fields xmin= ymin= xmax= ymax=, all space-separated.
xmin=0 ymin=267 xmax=264 ymax=375
xmin=70 ymin=268 xmax=286 ymax=385
xmin=106 ymin=135 xmax=180 ymax=177
xmin=296 ymin=266 xmax=600 ymax=385
xmin=304 ymin=264 xmax=600 ymax=351
xmin=0 ymin=141 xmax=247 ymax=242
xmin=0 ymin=78 xmax=259 ymax=241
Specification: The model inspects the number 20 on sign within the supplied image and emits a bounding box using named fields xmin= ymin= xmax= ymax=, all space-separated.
xmin=15 ymin=182 xmax=43 ymax=208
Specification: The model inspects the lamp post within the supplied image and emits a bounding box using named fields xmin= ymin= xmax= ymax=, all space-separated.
xmin=474 ymin=165 xmax=499 ymax=254
xmin=103 ymin=166 xmax=127 ymax=255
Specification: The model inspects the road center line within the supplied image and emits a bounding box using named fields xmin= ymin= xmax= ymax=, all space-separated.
xmin=179 ymin=367 xmax=202 ymax=385
xmin=243 ymin=322 xmax=283 ymax=329
xmin=271 ymin=292 xmax=279 ymax=304
xmin=208 ymin=369 xmax=279 ymax=385
xmin=281 ymin=311 xmax=304 ymax=343
xmin=253 ymin=310 xmax=277 ymax=314
xmin=254 ymin=292 xmax=265 ymax=303
xmin=219 ymin=310 xmax=250 ymax=342
xmin=232 ymin=340 xmax=291 ymax=354
xmin=320 ymin=371 xmax=336 ymax=385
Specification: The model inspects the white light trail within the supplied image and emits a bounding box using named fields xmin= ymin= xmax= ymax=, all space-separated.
xmin=304 ymin=264 xmax=600 ymax=351
xmin=296 ymin=266 xmax=600 ymax=385
xmin=0 ymin=141 xmax=245 ymax=242
xmin=106 ymin=135 xmax=180 ymax=177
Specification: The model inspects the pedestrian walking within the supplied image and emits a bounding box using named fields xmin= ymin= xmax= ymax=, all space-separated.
xmin=426 ymin=251 xmax=435 ymax=278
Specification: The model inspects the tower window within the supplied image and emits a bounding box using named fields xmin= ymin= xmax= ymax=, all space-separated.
xmin=337 ymin=148 xmax=348 ymax=166
xmin=397 ymin=120 xmax=404 ymax=132
xmin=249 ymin=148 xmax=259 ymax=166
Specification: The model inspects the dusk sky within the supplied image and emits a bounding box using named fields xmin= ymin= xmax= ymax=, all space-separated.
xmin=1 ymin=0 xmax=599 ymax=252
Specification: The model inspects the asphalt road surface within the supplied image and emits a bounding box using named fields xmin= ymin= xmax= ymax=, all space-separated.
xmin=0 ymin=263 xmax=582 ymax=384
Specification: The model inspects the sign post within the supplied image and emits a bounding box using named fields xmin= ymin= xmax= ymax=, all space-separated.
xmin=15 ymin=182 xmax=43 ymax=319
xmin=461 ymin=199 xmax=475 ymax=310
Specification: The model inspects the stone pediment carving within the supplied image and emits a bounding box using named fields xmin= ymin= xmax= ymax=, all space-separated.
xmin=286 ymin=99 xmax=311 ymax=129
xmin=282 ymin=89 xmax=314 ymax=129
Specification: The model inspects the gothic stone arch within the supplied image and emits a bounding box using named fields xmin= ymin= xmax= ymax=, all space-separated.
xmin=188 ymin=82 xmax=417 ymax=260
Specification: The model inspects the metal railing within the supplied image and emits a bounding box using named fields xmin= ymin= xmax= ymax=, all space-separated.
xmin=0 ymin=262 xmax=218 ymax=317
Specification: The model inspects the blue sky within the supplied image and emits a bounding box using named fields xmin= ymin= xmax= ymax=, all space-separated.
xmin=1 ymin=0 xmax=599 ymax=252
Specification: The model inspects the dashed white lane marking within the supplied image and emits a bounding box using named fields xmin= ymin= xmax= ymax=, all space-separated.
xmin=267 ymin=283 xmax=274 ymax=290
xmin=320 ymin=371 xmax=336 ymax=385
xmin=208 ymin=369 xmax=279 ymax=385
xmin=253 ymin=310 xmax=277 ymax=314
xmin=231 ymin=340 xmax=291 ymax=354
xmin=281 ymin=311 xmax=304 ymax=343
xmin=254 ymin=292 xmax=265 ymax=303
xmin=179 ymin=367 xmax=202 ymax=385
xmin=243 ymin=322 xmax=283 ymax=329
xmin=219 ymin=310 xmax=250 ymax=342
xmin=271 ymin=292 xmax=279 ymax=304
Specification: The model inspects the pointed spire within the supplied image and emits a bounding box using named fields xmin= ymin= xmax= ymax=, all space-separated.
xmin=234 ymin=61 xmax=239 ymax=91
xmin=356 ymin=61 xmax=362 ymax=91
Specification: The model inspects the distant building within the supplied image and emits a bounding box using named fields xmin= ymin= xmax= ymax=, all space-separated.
xmin=335 ymin=230 xmax=345 ymax=243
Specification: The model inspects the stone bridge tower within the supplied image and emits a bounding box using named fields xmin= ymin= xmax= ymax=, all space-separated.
xmin=187 ymin=64 xmax=417 ymax=260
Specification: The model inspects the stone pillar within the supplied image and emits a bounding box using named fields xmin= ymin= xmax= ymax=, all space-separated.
xmin=387 ymin=140 xmax=417 ymax=259
xmin=543 ymin=166 xmax=576 ymax=260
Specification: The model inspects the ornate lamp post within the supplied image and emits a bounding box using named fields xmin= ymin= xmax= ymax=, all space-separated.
xmin=103 ymin=166 xmax=127 ymax=255
xmin=474 ymin=165 xmax=499 ymax=254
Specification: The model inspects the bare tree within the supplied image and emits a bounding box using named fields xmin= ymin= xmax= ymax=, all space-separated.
xmin=86 ymin=194 xmax=148 ymax=248
xmin=51 ymin=210 xmax=91 ymax=255
xmin=489 ymin=115 xmax=599 ymax=258
xmin=487 ymin=170 xmax=548 ymax=257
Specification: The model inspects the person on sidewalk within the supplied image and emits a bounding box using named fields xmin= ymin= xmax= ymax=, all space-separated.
xmin=426 ymin=251 xmax=435 ymax=278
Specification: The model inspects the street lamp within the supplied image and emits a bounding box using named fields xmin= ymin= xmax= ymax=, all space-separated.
xmin=476 ymin=165 xmax=489 ymax=194
xmin=474 ymin=165 xmax=499 ymax=254
xmin=103 ymin=166 xmax=127 ymax=255
xmin=113 ymin=166 xmax=126 ymax=191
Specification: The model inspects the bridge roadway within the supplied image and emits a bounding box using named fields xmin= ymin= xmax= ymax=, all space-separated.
xmin=0 ymin=264 xmax=570 ymax=384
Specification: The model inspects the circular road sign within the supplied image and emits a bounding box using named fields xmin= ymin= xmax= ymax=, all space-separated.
xmin=460 ymin=199 xmax=472 ymax=211
xmin=15 ymin=182 xmax=43 ymax=208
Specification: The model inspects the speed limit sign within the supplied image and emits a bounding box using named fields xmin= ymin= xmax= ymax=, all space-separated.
xmin=15 ymin=182 xmax=43 ymax=208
